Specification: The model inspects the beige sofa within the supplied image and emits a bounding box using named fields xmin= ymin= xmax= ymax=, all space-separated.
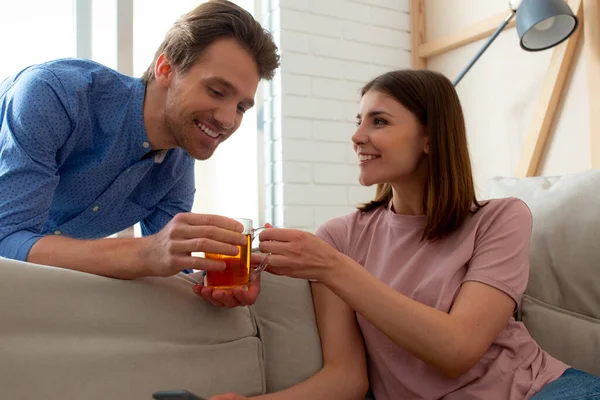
xmin=1 ymin=169 xmax=598 ymax=399
xmin=0 ymin=262 xmax=323 ymax=399
xmin=485 ymin=168 xmax=600 ymax=376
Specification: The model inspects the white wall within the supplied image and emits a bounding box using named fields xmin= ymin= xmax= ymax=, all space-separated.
xmin=262 ymin=0 xmax=411 ymax=231
xmin=424 ymin=0 xmax=590 ymax=197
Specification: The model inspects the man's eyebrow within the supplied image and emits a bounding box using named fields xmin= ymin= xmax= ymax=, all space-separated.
xmin=210 ymin=77 xmax=255 ymax=109
xmin=356 ymin=110 xmax=392 ymax=119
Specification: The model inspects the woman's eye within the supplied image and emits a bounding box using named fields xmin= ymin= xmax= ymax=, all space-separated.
xmin=356 ymin=120 xmax=362 ymax=127
xmin=374 ymin=118 xmax=387 ymax=126
xmin=237 ymin=106 xmax=246 ymax=114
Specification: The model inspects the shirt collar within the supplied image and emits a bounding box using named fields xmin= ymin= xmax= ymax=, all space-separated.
xmin=127 ymin=78 xmax=154 ymax=161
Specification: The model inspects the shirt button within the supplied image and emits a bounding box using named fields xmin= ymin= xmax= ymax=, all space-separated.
xmin=92 ymin=206 xmax=100 ymax=212
xmin=54 ymin=230 xmax=61 ymax=235
xmin=142 ymin=141 xmax=150 ymax=148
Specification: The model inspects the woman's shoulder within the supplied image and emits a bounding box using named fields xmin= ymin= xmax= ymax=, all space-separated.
xmin=318 ymin=206 xmax=386 ymax=233
xmin=471 ymin=197 xmax=533 ymax=239
xmin=315 ymin=207 xmax=386 ymax=252
xmin=476 ymin=197 xmax=532 ymax=221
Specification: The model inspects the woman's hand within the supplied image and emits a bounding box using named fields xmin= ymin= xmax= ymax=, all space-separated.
xmin=257 ymin=228 xmax=349 ymax=284
xmin=208 ymin=393 xmax=249 ymax=400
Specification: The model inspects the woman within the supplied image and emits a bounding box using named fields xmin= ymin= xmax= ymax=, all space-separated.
xmin=258 ymin=70 xmax=599 ymax=399
xmin=204 ymin=69 xmax=600 ymax=399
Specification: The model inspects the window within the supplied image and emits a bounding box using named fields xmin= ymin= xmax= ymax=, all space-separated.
xmin=1 ymin=0 xmax=262 ymax=235
xmin=133 ymin=0 xmax=261 ymax=228
xmin=0 ymin=0 xmax=75 ymax=80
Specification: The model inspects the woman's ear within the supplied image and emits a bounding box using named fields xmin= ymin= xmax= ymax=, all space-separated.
xmin=423 ymin=134 xmax=430 ymax=155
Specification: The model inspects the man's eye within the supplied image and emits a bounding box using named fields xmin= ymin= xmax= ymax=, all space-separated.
xmin=356 ymin=120 xmax=362 ymax=127
xmin=209 ymin=88 xmax=224 ymax=97
xmin=237 ymin=106 xmax=246 ymax=114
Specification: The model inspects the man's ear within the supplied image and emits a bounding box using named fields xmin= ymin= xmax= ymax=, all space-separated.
xmin=155 ymin=54 xmax=174 ymax=87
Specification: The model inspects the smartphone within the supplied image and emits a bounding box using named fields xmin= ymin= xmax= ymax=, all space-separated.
xmin=152 ymin=389 xmax=208 ymax=400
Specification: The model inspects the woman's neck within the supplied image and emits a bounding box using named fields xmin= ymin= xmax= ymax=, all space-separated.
xmin=390 ymin=177 xmax=426 ymax=216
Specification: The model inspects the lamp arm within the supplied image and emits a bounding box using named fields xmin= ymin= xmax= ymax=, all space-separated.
xmin=453 ymin=11 xmax=516 ymax=86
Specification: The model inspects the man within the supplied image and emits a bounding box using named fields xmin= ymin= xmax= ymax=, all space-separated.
xmin=0 ymin=0 xmax=279 ymax=306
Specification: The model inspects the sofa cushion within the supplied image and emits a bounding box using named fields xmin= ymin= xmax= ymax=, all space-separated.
xmin=485 ymin=169 xmax=600 ymax=376
xmin=0 ymin=257 xmax=265 ymax=399
xmin=252 ymin=272 xmax=323 ymax=393
xmin=520 ymin=295 xmax=600 ymax=375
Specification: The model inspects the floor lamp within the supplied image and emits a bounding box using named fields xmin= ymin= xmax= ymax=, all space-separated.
xmin=453 ymin=0 xmax=579 ymax=86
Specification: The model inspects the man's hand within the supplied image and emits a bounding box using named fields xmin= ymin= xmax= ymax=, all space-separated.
xmin=191 ymin=253 xmax=266 ymax=307
xmin=139 ymin=213 xmax=247 ymax=278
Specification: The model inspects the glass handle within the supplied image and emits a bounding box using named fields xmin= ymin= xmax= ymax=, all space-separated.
xmin=249 ymin=226 xmax=269 ymax=281
xmin=249 ymin=254 xmax=269 ymax=281
xmin=250 ymin=226 xmax=266 ymax=252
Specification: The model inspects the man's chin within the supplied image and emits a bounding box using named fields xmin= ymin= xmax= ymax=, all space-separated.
xmin=185 ymin=146 xmax=217 ymax=161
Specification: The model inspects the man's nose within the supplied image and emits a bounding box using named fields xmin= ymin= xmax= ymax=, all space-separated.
xmin=213 ymin=106 xmax=236 ymax=130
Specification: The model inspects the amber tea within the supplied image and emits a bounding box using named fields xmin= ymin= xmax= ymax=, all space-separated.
xmin=205 ymin=234 xmax=251 ymax=288
xmin=204 ymin=218 xmax=268 ymax=289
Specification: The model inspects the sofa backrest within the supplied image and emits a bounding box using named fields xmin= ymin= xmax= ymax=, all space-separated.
xmin=486 ymin=169 xmax=600 ymax=376
xmin=0 ymin=257 xmax=322 ymax=399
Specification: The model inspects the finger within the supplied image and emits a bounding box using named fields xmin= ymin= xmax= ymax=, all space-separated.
xmin=250 ymin=252 xmax=267 ymax=266
xmin=172 ymin=255 xmax=227 ymax=272
xmin=177 ymin=213 xmax=245 ymax=233
xmin=258 ymin=227 xmax=301 ymax=242
xmin=263 ymin=253 xmax=296 ymax=267
xmin=193 ymin=285 xmax=227 ymax=307
xmin=264 ymin=222 xmax=274 ymax=229
xmin=265 ymin=266 xmax=283 ymax=276
xmin=232 ymin=277 xmax=260 ymax=306
xmin=258 ymin=240 xmax=294 ymax=255
xmin=209 ymin=393 xmax=240 ymax=400
xmin=212 ymin=289 xmax=243 ymax=308
xmin=169 ymin=238 xmax=241 ymax=256
xmin=265 ymin=265 xmax=304 ymax=278
xmin=179 ymin=225 xmax=247 ymax=246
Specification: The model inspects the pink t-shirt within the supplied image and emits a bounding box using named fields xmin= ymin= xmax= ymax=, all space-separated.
xmin=315 ymin=197 xmax=568 ymax=400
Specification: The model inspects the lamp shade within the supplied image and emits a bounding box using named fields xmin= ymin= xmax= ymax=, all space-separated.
xmin=516 ymin=0 xmax=578 ymax=51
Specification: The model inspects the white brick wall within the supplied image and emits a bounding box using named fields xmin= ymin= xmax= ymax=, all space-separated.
xmin=261 ymin=0 xmax=411 ymax=231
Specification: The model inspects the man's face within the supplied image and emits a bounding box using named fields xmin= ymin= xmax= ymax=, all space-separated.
xmin=159 ymin=38 xmax=260 ymax=160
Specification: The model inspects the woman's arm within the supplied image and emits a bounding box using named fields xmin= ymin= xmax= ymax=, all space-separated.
xmin=259 ymin=199 xmax=530 ymax=379
xmin=210 ymin=281 xmax=369 ymax=400
xmin=256 ymin=281 xmax=368 ymax=400
xmin=327 ymin=257 xmax=515 ymax=378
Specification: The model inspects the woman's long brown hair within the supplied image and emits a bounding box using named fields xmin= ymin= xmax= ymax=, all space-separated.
xmin=357 ymin=69 xmax=484 ymax=241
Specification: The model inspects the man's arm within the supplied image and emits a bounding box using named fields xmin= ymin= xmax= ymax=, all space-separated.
xmin=26 ymin=212 xmax=247 ymax=279
xmin=27 ymin=161 xmax=246 ymax=279
xmin=0 ymin=67 xmax=71 ymax=261
xmin=0 ymin=70 xmax=246 ymax=279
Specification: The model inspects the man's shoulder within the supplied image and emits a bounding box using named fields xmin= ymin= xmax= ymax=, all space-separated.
xmin=38 ymin=58 xmax=137 ymax=92
xmin=2 ymin=58 xmax=138 ymax=102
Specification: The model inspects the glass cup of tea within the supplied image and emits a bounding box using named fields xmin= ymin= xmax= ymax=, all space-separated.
xmin=204 ymin=218 xmax=268 ymax=289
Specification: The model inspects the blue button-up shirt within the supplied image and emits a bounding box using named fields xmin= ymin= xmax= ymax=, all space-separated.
xmin=0 ymin=59 xmax=195 ymax=261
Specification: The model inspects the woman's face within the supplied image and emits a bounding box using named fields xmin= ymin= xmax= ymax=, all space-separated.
xmin=352 ymin=89 xmax=429 ymax=187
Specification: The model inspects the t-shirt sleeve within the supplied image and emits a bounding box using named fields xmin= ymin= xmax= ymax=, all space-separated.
xmin=314 ymin=216 xmax=350 ymax=255
xmin=462 ymin=198 xmax=533 ymax=306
